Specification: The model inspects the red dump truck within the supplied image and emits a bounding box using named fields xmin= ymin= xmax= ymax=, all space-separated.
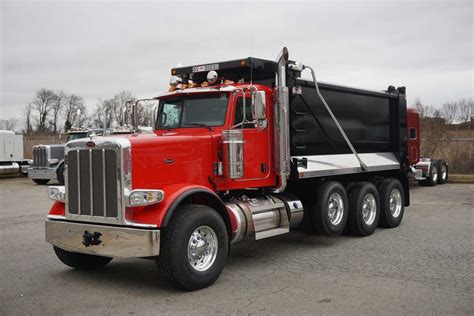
xmin=45 ymin=48 xmax=411 ymax=290
xmin=407 ymin=109 xmax=449 ymax=186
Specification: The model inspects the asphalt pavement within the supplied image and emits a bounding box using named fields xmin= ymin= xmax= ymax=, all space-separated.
xmin=1 ymin=177 xmax=472 ymax=315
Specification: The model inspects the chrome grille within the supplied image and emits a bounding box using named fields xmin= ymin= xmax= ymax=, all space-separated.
xmin=66 ymin=148 xmax=120 ymax=221
xmin=33 ymin=146 xmax=48 ymax=167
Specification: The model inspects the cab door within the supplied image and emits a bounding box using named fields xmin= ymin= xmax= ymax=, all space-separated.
xmin=231 ymin=94 xmax=271 ymax=181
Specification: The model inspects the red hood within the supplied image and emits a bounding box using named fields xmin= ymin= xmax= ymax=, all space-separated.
xmin=125 ymin=131 xmax=216 ymax=190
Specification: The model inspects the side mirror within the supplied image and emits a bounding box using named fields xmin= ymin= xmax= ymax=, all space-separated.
xmin=252 ymin=91 xmax=266 ymax=120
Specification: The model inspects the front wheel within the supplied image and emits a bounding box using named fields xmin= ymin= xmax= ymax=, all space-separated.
xmin=56 ymin=163 xmax=65 ymax=185
xmin=156 ymin=204 xmax=228 ymax=291
xmin=53 ymin=246 xmax=112 ymax=270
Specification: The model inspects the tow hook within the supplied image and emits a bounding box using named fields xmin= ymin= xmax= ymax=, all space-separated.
xmin=82 ymin=231 xmax=102 ymax=247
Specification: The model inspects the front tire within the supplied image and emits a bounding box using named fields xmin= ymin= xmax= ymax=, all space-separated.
xmin=53 ymin=246 xmax=112 ymax=270
xmin=56 ymin=163 xmax=65 ymax=185
xmin=33 ymin=179 xmax=49 ymax=185
xmin=312 ymin=181 xmax=348 ymax=236
xmin=156 ymin=204 xmax=228 ymax=291
xmin=348 ymin=182 xmax=380 ymax=236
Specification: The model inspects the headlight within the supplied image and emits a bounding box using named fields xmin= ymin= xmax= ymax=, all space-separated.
xmin=48 ymin=186 xmax=65 ymax=202
xmin=128 ymin=190 xmax=164 ymax=206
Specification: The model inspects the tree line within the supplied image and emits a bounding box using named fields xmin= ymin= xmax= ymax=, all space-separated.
xmin=0 ymin=89 xmax=136 ymax=134
xmin=414 ymin=97 xmax=473 ymax=125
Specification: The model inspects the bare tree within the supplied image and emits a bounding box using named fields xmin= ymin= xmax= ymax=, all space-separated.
xmin=63 ymin=94 xmax=85 ymax=131
xmin=50 ymin=91 xmax=65 ymax=133
xmin=414 ymin=98 xmax=439 ymax=118
xmin=457 ymin=98 xmax=473 ymax=124
xmin=111 ymin=91 xmax=135 ymax=126
xmin=442 ymin=100 xmax=458 ymax=125
xmin=0 ymin=118 xmax=18 ymax=131
xmin=32 ymin=89 xmax=56 ymax=132
xmin=22 ymin=103 xmax=34 ymax=134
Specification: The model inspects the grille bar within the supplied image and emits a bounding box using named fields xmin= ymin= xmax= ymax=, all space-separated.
xmin=67 ymin=148 xmax=119 ymax=221
xmin=33 ymin=147 xmax=48 ymax=167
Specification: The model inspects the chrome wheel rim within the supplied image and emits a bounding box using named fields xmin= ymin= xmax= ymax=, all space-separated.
xmin=431 ymin=166 xmax=438 ymax=182
xmin=441 ymin=165 xmax=447 ymax=180
xmin=362 ymin=193 xmax=377 ymax=226
xmin=187 ymin=226 xmax=218 ymax=272
xmin=389 ymin=188 xmax=402 ymax=218
xmin=328 ymin=192 xmax=344 ymax=226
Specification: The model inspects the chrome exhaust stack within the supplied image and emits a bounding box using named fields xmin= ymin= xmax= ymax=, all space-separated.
xmin=273 ymin=47 xmax=291 ymax=192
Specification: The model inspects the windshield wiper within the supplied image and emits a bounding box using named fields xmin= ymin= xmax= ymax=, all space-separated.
xmin=182 ymin=123 xmax=214 ymax=131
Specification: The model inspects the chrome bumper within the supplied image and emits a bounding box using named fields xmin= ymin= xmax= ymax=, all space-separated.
xmin=28 ymin=167 xmax=57 ymax=180
xmin=45 ymin=220 xmax=160 ymax=258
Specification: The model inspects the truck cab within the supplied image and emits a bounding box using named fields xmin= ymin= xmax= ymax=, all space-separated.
xmin=28 ymin=128 xmax=103 ymax=185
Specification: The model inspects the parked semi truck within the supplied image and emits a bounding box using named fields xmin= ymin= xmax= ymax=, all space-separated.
xmin=0 ymin=130 xmax=29 ymax=175
xmin=45 ymin=48 xmax=411 ymax=290
xmin=407 ymin=109 xmax=448 ymax=186
xmin=29 ymin=128 xmax=103 ymax=185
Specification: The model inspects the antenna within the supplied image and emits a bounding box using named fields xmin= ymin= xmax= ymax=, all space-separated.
xmin=250 ymin=32 xmax=254 ymax=85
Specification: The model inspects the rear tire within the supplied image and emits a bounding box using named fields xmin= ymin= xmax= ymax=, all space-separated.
xmin=348 ymin=182 xmax=380 ymax=236
xmin=156 ymin=204 xmax=228 ymax=291
xmin=33 ymin=179 xmax=49 ymax=185
xmin=419 ymin=162 xmax=438 ymax=186
xmin=312 ymin=181 xmax=348 ymax=236
xmin=378 ymin=178 xmax=405 ymax=228
xmin=53 ymin=246 xmax=112 ymax=270
xmin=438 ymin=161 xmax=448 ymax=184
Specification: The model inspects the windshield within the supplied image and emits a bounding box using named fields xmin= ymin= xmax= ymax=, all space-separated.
xmin=156 ymin=93 xmax=229 ymax=129
xmin=67 ymin=132 xmax=88 ymax=141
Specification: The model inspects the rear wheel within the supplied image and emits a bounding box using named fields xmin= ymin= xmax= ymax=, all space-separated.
xmin=312 ymin=181 xmax=348 ymax=236
xmin=348 ymin=182 xmax=380 ymax=236
xmin=419 ymin=162 xmax=438 ymax=186
xmin=33 ymin=179 xmax=49 ymax=185
xmin=438 ymin=161 xmax=448 ymax=184
xmin=53 ymin=246 xmax=112 ymax=270
xmin=156 ymin=204 xmax=228 ymax=291
xmin=378 ymin=178 xmax=405 ymax=228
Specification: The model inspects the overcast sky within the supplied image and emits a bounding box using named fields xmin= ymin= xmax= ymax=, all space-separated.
xmin=1 ymin=0 xmax=473 ymax=121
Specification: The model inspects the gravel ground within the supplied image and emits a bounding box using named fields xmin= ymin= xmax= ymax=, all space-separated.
xmin=0 ymin=177 xmax=473 ymax=315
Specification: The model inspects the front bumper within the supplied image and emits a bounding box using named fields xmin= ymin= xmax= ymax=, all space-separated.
xmin=45 ymin=220 xmax=160 ymax=258
xmin=29 ymin=167 xmax=57 ymax=180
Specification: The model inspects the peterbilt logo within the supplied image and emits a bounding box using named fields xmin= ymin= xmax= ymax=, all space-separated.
xmin=164 ymin=158 xmax=175 ymax=165
xmin=86 ymin=141 xmax=95 ymax=147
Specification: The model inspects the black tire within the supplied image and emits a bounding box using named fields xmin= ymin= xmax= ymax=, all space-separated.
xmin=377 ymin=178 xmax=405 ymax=228
xmin=438 ymin=161 xmax=448 ymax=184
xmin=347 ymin=182 xmax=380 ymax=236
xmin=53 ymin=246 xmax=112 ymax=270
xmin=156 ymin=204 xmax=229 ymax=291
xmin=33 ymin=179 xmax=49 ymax=185
xmin=418 ymin=161 xmax=438 ymax=186
xmin=56 ymin=163 xmax=65 ymax=185
xmin=312 ymin=181 xmax=348 ymax=236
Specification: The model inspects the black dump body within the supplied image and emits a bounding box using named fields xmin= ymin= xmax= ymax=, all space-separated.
xmin=172 ymin=57 xmax=408 ymax=162
xmin=288 ymin=77 xmax=408 ymax=161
